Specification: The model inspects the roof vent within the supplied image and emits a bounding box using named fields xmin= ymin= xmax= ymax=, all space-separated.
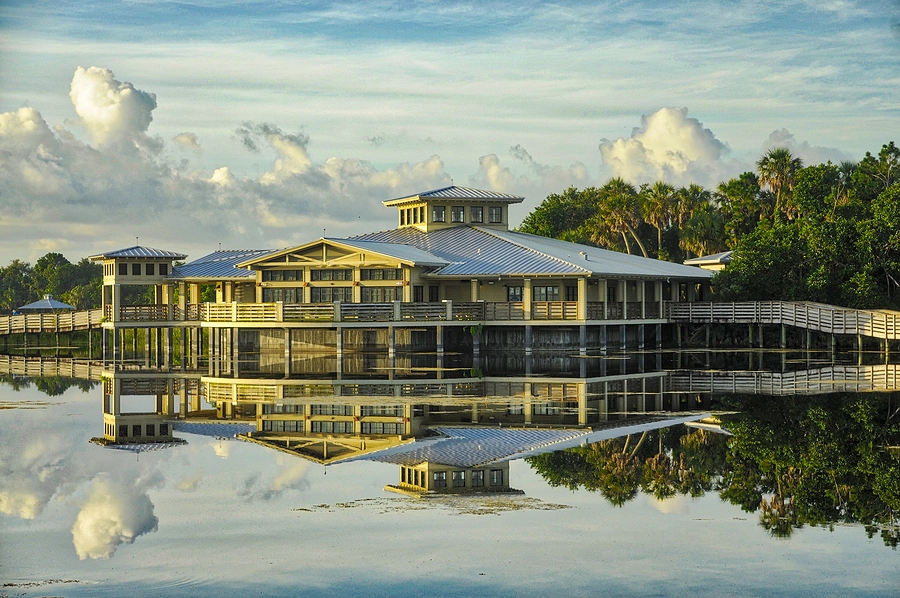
xmin=579 ymin=251 xmax=588 ymax=260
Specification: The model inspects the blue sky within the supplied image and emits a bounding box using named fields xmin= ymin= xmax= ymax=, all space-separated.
xmin=1 ymin=1 xmax=899 ymax=263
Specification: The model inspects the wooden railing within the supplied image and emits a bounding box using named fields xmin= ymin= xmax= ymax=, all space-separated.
xmin=667 ymin=301 xmax=900 ymax=340
xmin=668 ymin=364 xmax=900 ymax=396
xmin=531 ymin=301 xmax=578 ymax=320
xmin=0 ymin=354 xmax=104 ymax=380
xmin=0 ymin=309 xmax=104 ymax=335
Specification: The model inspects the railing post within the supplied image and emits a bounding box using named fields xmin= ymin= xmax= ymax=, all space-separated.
xmin=444 ymin=299 xmax=452 ymax=321
xmin=333 ymin=301 xmax=342 ymax=323
xmin=276 ymin=301 xmax=284 ymax=322
xmin=393 ymin=300 xmax=402 ymax=322
xmin=232 ymin=301 xmax=237 ymax=322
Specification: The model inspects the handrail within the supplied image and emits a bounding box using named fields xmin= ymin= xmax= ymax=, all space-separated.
xmin=667 ymin=300 xmax=900 ymax=340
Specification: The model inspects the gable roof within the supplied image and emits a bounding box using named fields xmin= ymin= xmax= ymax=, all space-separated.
xmin=383 ymin=185 xmax=525 ymax=206
xmin=235 ymin=237 xmax=449 ymax=269
xmin=89 ymin=246 xmax=187 ymax=260
xmin=350 ymin=226 xmax=713 ymax=280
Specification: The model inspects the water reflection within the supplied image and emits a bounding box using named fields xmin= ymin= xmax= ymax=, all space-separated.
xmin=1 ymin=348 xmax=899 ymax=570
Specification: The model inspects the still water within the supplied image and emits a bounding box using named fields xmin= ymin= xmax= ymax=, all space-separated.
xmin=1 ymin=349 xmax=897 ymax=597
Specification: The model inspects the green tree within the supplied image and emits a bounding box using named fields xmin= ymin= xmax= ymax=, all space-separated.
xmin=757 ymin=148 xmax=803 ymax=221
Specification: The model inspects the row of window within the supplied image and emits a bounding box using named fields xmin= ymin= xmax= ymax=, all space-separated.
xmin=263 ymin=269 xmax=403 ymax=282
xmin=399 ymin=205 xmax=504 ymax=226
xmin=262 ymin=402 xmax=404 ymax=417
xmin=402 ymin=467 xmax=504 ymax=488
xmin=107 ymin=263 xmax=170 ymax=276
xmin=113 ymin=423 xmax=169 ymax=437
xmin=260 ymin=419 xmax=406 ymax=435
xmin=506 ymin=286 xmax=577 ymax=301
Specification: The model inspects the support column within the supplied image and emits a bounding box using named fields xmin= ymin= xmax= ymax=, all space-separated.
xmin=780 ymin=324 xmax=786 ymax=349
xmin=579 ymin=325 xmax=587 ymax=355
xmin=600 ymin=279 xmax=609 ymax=319
xmin=577 ymin=277 xmax=587 ymax=321
xmin=284 ymin=328 xmax=292 ymax=378
xmin=524 ymin=325 xmax=533 ymax=354
xmin=335 ymin=327 xmax=343 ymax=380
xmin=469 ymin=279 xmax=479 ymax=302
xmin=231 ymin=328 xmax=238 ymax=377
xmin=523 ymin=279 xmax=532 ymax=321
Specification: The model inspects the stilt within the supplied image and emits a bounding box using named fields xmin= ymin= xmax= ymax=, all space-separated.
xmin=780 ymin=324 xmax=786 ymax=349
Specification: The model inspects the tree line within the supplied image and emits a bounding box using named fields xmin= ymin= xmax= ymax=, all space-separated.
xmin=0 ymin=253 xmax=102 ymax=313
xmin=519 ymin=142 xmax=900 ymax=309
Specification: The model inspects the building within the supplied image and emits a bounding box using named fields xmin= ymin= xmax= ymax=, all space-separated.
xmin=88 ymin=186 xmax=713 ymax=364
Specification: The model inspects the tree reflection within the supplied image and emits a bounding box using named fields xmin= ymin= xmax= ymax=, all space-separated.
xmin=527 ymin=393 xmax=900 ymax=549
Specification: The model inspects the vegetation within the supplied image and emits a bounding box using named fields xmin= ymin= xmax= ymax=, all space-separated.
xmin=527 ymin=395 xmax=900 ymax=548
xmin=0 ymin=253 xmax=102 ymax=312
xmin=518 ymin=141 xmax=900 ymax=310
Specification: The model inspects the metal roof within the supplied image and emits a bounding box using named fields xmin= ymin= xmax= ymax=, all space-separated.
xmin=684 ymin=250 xmax=733 ymax=266
xmin=18 ymin=295 xmax=75 ymax=311
xmin=349 ymin=226 xmax=712 ymax=279
xmin=169 ymin=249 xmax=276 ymax=281
xmin=89 ymin=245 xmax=187 ymax=260
xmin=383 ymin=185 xmax=525 ymax=205
xmin=367 ymin=427 xmax=591 ymax=468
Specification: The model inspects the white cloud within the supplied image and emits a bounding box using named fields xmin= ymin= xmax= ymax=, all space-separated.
xmin=237 ymin=455 xmax=310 ymax=500
xmin=174 ymin=132 xmax=201 ymax=151
xmin=69 ymin=66 xmax=157 ymax=146
xmin=762 ymin=128 xmax=853 ymax=166
xmin=0 ymin=430 xmax=71 ymax=519
xmin=71 ymin=474 xmax=159 ymax=560
xmin=599 ymin=107 xmax=733 ymax=188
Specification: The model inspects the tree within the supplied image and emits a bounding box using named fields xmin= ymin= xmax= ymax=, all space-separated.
xmin=591 ymin=178 xmax=648 ymax=257
xmin=757 ymin=148 xmax=803 ymax=221
xmin=640 ymin=181 xmax=676 ymax=259
xmin=716 ymin=172 xmax=770 ymax=244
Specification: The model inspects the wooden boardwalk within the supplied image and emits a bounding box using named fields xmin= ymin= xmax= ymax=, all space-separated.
xmin=668 ymin=364 xmax=900 ymax=395
xmin=667 ymin=301 xmax=900 ymax=341
xmin=0 ymin=309 xmax=104 ymax=335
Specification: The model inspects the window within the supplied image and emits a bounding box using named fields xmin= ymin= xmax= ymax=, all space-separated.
xmin=451 ymin=206 xmax=465 ymax=223
xmin=433 ymin=205 xmax=446 ymax=222
xmin=263 ymin=270 xmax=302 ymax=282
xmin=533 ymin=286 xmax=560 ymax=301
xmin=361 ymin=287 xmax=400 ymax=302
xmin=429 ymin=286 xmax=440 ymax=302
xmin=119 ymin=425 xmax=128 ymax=437
xmin=132 ymin=425 xmax=141 ymax=437
xmin=145 ymin=263 xmax=155 ymax=276
xmin=489 ymin=206 xmax=503 ymax=223
xmin=146 ymin=424 xmax=155 ymax=437
xmin=160 ymin=423 xmax=169 ymax=436
xmin=565 ymin=286 xmax=578 ymax=301
xmin=360 ymin=269 xmax=401 ymax=280
xmin=263 ymin=420 xmax=304 ymax=432
xmin=312 ymin=404 xmax=354 ymax=416
xmin=361 ymin=422 xmax=403 ymax=434
xmin=470 ymin=206 xmax=483 ymax=223
xmin=264 ymin=404 xmax=304 ymax=414
xmin=262 ymin=288 xmax=302 ymax=303
xmin=452 ymin=471 xmax=466 ymax=487
xmin=419 ymin=206 xmax=425 ymax=223
xmin=311 ymin=269 xmax=352 ymax=281
xmin=400 ymin=210 xmax=405 ymax=225
xmin=132 ymin=263 xmax=141 ymax=275
xmin=472 ymin=470 xmax=484 ymax=487
xmin=119 ymin=263 xmax=128 ymax=275
xmin=433 ymin=471 xmax=447 ymax=489
xmin=507 ymin=286 xmax=523 ymax=302
xmin=490 ymin=469 xmax=504 ymax=486
xmin=507 ymin=404 xmax=525 ymax=415
xmin=311 ymin=287 xmax=353 ymax=303
xmin=310 ymin=421 xmax=353 ymax=433
xmin=159 ymin=263 xmax=168 ymax=276
xmin=413 ymin=285 xmax=424 ymax=302
xmin=361 ymin=405 xmax=403 ymax=416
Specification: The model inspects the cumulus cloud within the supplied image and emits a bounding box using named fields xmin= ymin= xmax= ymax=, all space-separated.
xmin=0 ymin=428 xmax=72 ymax=519
xmin=762 ymin=128 xmax=853 ymax=165
xmin=237 ymin=455 xmax=310 ymax=501
xmin=174 ymin=132 xmax=201 ymax=151
xmin=0 ymin=66 xmax=454 ymax=262
xmin=71 ymin=474 xmax=160 ymax=560
xmin=599 ymin=107 xmax=731 ymax=187
xmin=69 ymin=66 xmax=157 ymax=146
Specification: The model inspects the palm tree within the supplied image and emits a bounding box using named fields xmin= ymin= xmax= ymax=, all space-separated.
xmin=756 ymin=148 xmax=803 ymax=221
xmin=591 ymin=178 xmax=649 ymax=257
xmin=680 ymin=202 xmax=725 ymax=258
xmin=641 ymin=181 xmax=676 ymax=259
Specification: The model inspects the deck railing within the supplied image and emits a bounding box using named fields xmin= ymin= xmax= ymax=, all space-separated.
xmin=667 ymin=301 xmax=900 ymax=341
xmin=668 ymin=364 xmax=900 ymax=395
xmin=0 ymin=309 xmax=104 ymax=335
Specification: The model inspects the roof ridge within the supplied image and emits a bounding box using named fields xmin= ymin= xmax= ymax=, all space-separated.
xmin=472 ymin=227 xmax=592 ymax=274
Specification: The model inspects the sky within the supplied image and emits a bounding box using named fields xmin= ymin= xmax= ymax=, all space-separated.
xmin=1 ymin=0 xmax=899 ymax=265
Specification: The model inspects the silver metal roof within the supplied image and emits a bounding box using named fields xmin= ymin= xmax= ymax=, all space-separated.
xmin=367 ymin=427 xmax=590 ymax=468
xmin=89 ymin=245 xmax=187 ymax=260
xmin=169 ymin=249 xmax=276 ymax=281
xmin=684 ymin=250 xmax=733 ymax=266
xmin=350 ymin=226 xmax=712 ymax=279
xmin=18 ymin=295 xmax=75 ymax=311
xmin=384 ymin=185 xmax=524 ymax=205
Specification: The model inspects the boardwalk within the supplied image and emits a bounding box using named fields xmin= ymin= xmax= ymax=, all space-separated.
xmin=668 ymin=364 xmax=900 ymax=396
xmin=667 ymin=301 xmax=900 ymax=341
xmin=0 ymin=309 xmax=104 ymax=335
